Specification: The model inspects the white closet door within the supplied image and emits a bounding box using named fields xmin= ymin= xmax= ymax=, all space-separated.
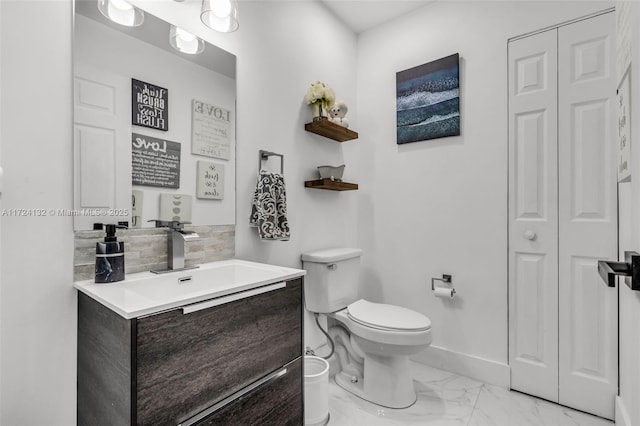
xmin=508 ymin=29 xmax=559 ymax=402
xmin=74 ymin=63 xmax=131 ymax=230
xmin=558 ymin=12 xmax=617 ymax=419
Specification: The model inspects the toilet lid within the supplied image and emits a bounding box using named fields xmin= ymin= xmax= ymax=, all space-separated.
xmin=347 ymin=299 xmax=431 ymax=331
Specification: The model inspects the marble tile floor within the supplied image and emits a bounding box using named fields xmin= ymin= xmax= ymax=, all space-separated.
xmin=326 ymin=362 xmax=613 ymax=426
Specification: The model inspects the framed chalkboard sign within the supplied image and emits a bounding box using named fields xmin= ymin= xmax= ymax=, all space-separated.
xmin=132 ymin=78 xmax=168 ymax=131
xmin=132 ymin=133 xmax=181 ymax=189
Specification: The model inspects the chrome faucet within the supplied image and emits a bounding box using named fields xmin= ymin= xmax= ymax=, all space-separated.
xmin=149 ymin=220 xmax=200 ymax=274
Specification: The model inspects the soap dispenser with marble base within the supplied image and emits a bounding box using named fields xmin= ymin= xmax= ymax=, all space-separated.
xmin=95 ymin=224 xmax=125 ymax=283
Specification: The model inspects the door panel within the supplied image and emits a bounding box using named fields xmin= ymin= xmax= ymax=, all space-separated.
xmin=77 ymin=125 xmax=115 ymax=207
xmin=558 ymin=12 xmax=617 ymax=419
xmin=569 ymin=100 xmax=610 ymax=219
xmin=73 ymin=64 xmax=131 ymax=229
xmin=514 ymin=110 xmax=547 ymax=218
xmin=508 ymin=28 xmax=559 ymax=403
xmin=512 ymin=253 xmax=549 ymax=365
xmin=508 ymin=12 xmax=617 ymax=419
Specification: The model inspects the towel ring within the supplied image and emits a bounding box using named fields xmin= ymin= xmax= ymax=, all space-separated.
xmin=258 ymin=150 xmax=284 ymax=174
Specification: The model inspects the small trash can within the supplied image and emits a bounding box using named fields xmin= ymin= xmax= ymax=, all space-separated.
xmin=304 ymin=355 xmax=330 ymax=425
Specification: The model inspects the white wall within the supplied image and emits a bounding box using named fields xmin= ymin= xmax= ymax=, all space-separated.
xmin=0 ymin=0 xmax=356 ymax=424
xmin=233 ymin=2 xmax=358 ymax=263
xmin=617 ymin=182 xmax=639 ymax=426
xmin=356 ymin=0 xmax=613 ymax=384
xmin=232 ymin=2 xmax=359 ymax=346
xmin=0 ymin=1 xmax=3 ymax=420
xmin=128 ymin=0 xmax=360 ymax=269
xmin=0 ymin=1 xmax=76 ymax=425
xmin=616 ymin=2 xmax=640 ymax=424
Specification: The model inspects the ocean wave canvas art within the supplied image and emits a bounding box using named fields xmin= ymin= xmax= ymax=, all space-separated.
xmin=396 ymin=53 xmax=460 ymax=144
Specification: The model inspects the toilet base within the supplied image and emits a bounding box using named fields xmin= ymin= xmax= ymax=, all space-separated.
xmin=305 ymin=413 xmax=330 ymax=426
xmin=334 ymin=353 xmax=417 ymax=409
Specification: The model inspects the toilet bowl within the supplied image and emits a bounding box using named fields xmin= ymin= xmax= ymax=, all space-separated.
xmin=328 ymin=299 xmax=431 ymax=408
xmin=301 ymin=246 xmax=432 ymax=409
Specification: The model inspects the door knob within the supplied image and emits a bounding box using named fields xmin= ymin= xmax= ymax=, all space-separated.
xmin=523 ymin=230 xmax=537 ymax=241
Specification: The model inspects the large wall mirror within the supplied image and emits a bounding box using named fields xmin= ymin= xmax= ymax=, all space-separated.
xmin=73 ymin=0 xmax=236 ymax=231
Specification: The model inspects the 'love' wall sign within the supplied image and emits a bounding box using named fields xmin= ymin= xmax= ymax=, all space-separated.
xmin=132 ymin=133 xmax=180 ymax=189
xmin=191 ymin=99 xmax=231 ymax=160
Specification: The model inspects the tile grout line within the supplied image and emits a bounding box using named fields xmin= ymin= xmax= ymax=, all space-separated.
xmin=466 ymin=383 xmax=485 ymax=426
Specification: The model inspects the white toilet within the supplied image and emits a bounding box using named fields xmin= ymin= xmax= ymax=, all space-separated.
xmin=301 ymin=248 xmax=432 ymax=409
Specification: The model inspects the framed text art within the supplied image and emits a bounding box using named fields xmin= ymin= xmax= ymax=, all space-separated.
xmin=132 ymin=78 xmax=168 ymax=131
xmin=196 ymin=161 xmax=224 ymax=200
xmin=191 ymin=99 xmax=231 ymax=160
xmin=131 ymin=133 xmax=181 ymax=189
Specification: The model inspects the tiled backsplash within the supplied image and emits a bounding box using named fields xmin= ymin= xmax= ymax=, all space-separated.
xmin=74 ymin=225 xmax=235 ymax=281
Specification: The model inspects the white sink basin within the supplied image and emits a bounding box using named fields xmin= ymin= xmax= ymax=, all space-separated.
xmin=74 ymin=259 xmax=306 ymax=319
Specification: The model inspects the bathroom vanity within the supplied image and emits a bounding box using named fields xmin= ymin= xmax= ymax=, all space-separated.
xmin=75 ymin=260 xmax=306 ymax=425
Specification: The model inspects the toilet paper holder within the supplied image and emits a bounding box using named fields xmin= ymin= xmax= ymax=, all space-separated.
xmin=431 ymin=274 xmax=455 ymax=293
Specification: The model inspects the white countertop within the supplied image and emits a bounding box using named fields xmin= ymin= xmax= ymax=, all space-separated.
xmin=74 ymin=259 xmax=306 ymax=319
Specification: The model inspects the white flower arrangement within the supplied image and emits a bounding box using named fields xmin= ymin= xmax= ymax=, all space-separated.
xmin=305 ymin=81 xmax=335 ymax=109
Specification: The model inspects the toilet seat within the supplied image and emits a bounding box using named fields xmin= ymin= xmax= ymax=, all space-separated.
xmin=347 ymin=299 xmax=431 ymax=332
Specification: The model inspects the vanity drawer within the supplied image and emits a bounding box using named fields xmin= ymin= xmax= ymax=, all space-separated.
xmin=135 ymin=278 xmax=302 ymax=425
xmin=191 ymin=357 xmax=303 ymax=426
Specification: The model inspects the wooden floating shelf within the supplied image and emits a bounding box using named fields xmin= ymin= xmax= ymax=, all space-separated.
xmin=304 ymin=117 xmax=358 ymax=142
xmin=304 ymin=179 xmax=358 ymax=191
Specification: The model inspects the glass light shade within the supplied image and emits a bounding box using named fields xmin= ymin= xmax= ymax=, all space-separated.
xmin=201 ymin=0 xmax=239 ymax=33
xmin=97 ymin=0 xmax=144 ymax=27
xmin=169 ymin=25 xmax=205 ymax=55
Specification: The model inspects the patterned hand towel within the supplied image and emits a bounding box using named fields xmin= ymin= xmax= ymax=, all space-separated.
xmin=250 ymin=170 xmax=290 ymax=241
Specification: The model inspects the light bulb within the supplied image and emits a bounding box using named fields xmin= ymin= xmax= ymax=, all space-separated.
xmin=97 ymin=0 xmax=144 ymax=27
xmin=170 ymin=25 xmax=205 ymax=55
xmin=109 ymin=0 xmax=133 ymax=11
xmin=176 ymin=28 xmax=196 ymax=43
xmin=201 ymin=0 xmax=238 ymax=33
xmin=211 ymin=0 xmax=232 ymax=18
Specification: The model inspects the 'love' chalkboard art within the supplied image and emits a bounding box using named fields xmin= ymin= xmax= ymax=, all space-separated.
xmin=132 ymin=133 xmax=181 ymax=189
xmin=132 ymin=79 xmax=168 ymax=131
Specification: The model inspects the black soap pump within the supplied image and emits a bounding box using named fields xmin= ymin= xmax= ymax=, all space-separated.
xmin=95 ymin=224 xmax=125 ymax=283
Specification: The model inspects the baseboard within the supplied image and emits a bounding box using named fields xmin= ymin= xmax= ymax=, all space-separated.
xmin=615 ymin=396 xmax=632 ymax=426
xmin=411 ymin=345 xmax=510 ymax=388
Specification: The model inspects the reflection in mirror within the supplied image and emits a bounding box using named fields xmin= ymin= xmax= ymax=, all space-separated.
xmin=73 ymin=0 xmax=236 ymax=231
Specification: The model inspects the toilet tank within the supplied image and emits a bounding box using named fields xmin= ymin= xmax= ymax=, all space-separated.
xmin=301 ymin=248 xmax=363 ymax=313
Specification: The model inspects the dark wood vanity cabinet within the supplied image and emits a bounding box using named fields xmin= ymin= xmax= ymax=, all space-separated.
xmin=78 ymin=278 xmax=303 ymax=426
xmin=193 ymin=358 xmax=302 ymax=426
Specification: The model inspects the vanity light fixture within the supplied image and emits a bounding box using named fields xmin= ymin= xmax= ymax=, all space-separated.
xmin=97 ymin=0 xmax=144 ymax=27
xmin=169 ymin=25 xmax=205 ymax=54
xmin=200 ymin=0 xmax=239 ymax=33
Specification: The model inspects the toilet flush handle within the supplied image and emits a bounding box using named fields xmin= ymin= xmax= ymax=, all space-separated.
xmin=327 ymin=264 xmax=337 ymax=270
